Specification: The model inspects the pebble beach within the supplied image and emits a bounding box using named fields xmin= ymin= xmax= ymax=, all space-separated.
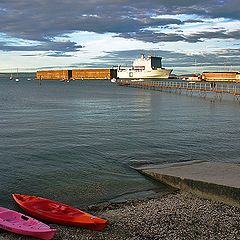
xmin=1 ymin=192 xmax=239 ymax=240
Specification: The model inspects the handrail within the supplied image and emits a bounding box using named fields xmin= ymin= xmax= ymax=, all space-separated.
xmin=117 ymin=80 xmax=240 ymax=98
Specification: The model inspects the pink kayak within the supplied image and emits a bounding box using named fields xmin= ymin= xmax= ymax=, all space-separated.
xmin=0 ymin=207 xmax=56 ymax=240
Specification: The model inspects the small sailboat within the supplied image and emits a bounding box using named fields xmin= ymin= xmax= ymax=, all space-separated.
xmin=15 ymin=68 xmax=19 ymax=82
xmin=9 ymin=73 xmax=13 ymax=80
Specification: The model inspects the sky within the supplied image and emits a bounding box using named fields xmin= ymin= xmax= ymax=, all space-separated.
xmin=0 ymin=0 xmax=240 ymax=74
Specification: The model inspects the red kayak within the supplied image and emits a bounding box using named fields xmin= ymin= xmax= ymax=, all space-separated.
xmin=12 ymin=194 xmax=108 ymax=231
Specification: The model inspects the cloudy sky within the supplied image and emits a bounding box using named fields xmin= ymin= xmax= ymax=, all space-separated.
xmin=0 ymin=0 xmax=239 ymax=74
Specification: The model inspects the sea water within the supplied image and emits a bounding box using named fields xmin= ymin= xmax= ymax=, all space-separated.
xmin=0 ymin=78 xmax=239 ymax=209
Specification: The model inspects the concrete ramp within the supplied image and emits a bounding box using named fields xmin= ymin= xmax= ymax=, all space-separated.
xmin=134 ymin=160 xmax=240 ymax=207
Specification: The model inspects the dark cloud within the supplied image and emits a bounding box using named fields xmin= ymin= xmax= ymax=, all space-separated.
xmin=118 ymin=29 xmax=240 ymax=44
xmin=186 ymin=29 xmax=240 ymax=43
xmin=158 ymin=0 xmax=240 ymax=20
xmin=0 ymin=1 xmax=183 ymax=41
xmin=183 ymin=19 xmax=204 ymax=24
xmin=206 ymin=0 xmax=240 ymax=20
xmin=0 ymin=0 xmax=239 ymax=42
xmin=0 ymin=40 xmax=82 ymax=54
xmin=118 ymin=31 xmax=186 ymax=43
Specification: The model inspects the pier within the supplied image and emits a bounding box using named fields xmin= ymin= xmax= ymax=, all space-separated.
xmin=118 ymin=80 xmax=240 ymax=101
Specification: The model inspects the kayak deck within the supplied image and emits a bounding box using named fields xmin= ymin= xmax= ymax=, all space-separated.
xmin=12 ymin=194 xmax=108 ymax=231
xmin=0 ymin=207 xmax=56 ymax=240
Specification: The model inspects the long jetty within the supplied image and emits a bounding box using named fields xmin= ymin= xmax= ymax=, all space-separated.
xmin=117 ymin=80 xmax=240 ymax=101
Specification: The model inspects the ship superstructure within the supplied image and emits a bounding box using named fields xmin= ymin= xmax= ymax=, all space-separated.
xmin=116 ymin=54 xmax=172 ymax=79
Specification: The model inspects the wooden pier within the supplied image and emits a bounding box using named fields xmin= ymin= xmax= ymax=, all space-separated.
xmin=117 ymin=80 xmax=240 ymax=101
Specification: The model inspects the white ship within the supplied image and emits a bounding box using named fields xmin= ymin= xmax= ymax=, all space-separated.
xmin=116 ymin=54 xmax=172 ymax=79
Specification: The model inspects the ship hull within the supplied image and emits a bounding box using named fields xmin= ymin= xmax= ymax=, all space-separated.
xmin=117 ymin=68 xmax=172 ymax=79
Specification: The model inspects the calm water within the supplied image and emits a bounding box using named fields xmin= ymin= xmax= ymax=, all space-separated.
xmin=0 ymin=78 xmax=240 ymax=209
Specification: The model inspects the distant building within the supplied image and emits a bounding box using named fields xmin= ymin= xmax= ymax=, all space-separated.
xmin=179 ymin=74 xmax=201 ymax=81
xmin=35 ymin=69 xmax=117 ymax=80
xmin=236 ymin=73 xmax=240 ymax=82
xmin=187 ymin=75 xmax=201 ymax=81
xmin=201 ymin=72 xmax=240 ymax=82
xmin=36 ymin=70 xmax=70 ymax=80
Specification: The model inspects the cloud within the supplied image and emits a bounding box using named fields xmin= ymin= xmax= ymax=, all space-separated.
xmin=0 ymin=40 xmax=82 ymax=53
xmin=0 ymin=1 xmax=183 ymax=42
xmin=118 ymin=31 xmax=186 ymax=43
xmin=1 ymin=0 xmax=239 ymax=42
xmin=183 ymin=19 xmax=204 ymax=24
xmin=186 ymin=29 xmax=240 ymax=43
xmin=118 ymin=28 xmax=240 ymax=44
xmin=206 ymin=0 xmax=240 ymax=20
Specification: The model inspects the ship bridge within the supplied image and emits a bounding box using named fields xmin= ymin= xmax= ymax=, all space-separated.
xmin=133 ymin=54 xmax=162 ymax=70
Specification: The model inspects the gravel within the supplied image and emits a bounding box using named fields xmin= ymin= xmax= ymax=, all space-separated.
xmin=0 ymin=192 xmax=239 ymax=240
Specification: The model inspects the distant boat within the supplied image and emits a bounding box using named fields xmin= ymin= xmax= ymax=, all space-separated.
xmin=116 ymin=54 xmax=172 ymax=79
xmin=27 ymin=78 xmax=31 ymax=81
xmin=15 ymin=68 xmax=19 ymax=82
xmin=60 ymin=79 xmax=71 ymax=83
xmin=111 ymin=78 xmax=116 ymax=83
xmin=9 ymin=73 xmax=13 ymax=80
xmin=131 ymin=79 xmax=144 ymax=82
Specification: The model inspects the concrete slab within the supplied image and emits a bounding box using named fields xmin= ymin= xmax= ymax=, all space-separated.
xmin=134 ymin=161 xmax=240 ymax=207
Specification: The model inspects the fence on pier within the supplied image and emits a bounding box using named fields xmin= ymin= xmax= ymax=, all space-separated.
xmin=117 ymin=80 xmax=240 ymax=101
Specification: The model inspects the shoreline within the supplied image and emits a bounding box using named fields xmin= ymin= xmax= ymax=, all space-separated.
xmin=1 ymin=191 xmax=239 ymax=240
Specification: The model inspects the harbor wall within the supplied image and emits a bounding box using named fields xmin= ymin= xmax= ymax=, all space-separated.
xmin=35 ymin=69 xmax=117 ymax=80
xmin=72 ymin=69 xmax=117 ymax=80
xmin=236 ymin=74 xmax=240 ymax=82
xmin=201 ymin=72 xmax=239 ymax=81
xmin=36 ymin=70 xmax=70 ymax=80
